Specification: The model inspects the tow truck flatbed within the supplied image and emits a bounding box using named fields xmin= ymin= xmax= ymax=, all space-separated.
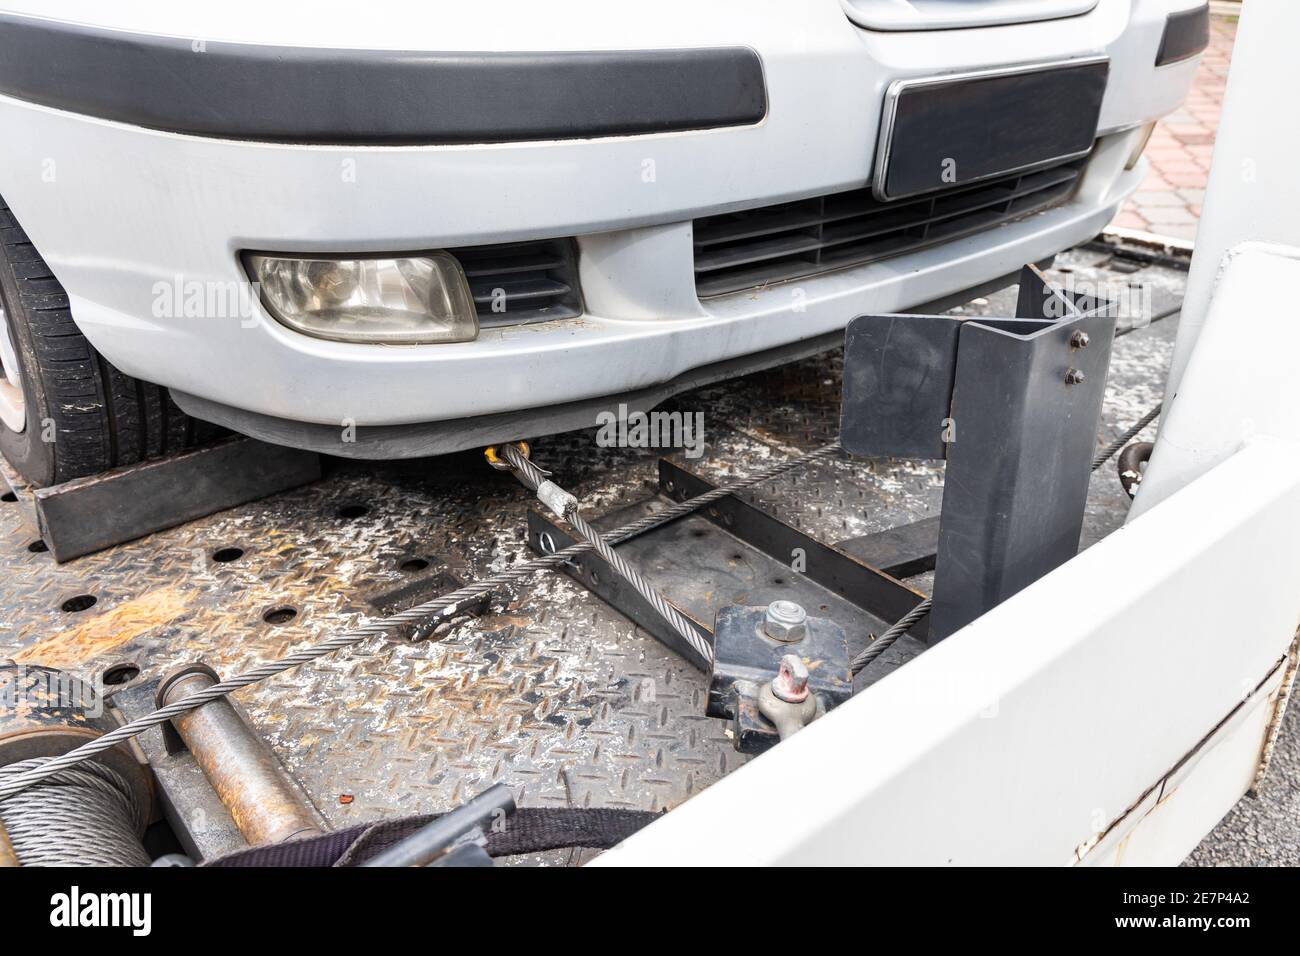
xmin=1 ymin=239 xmax=1206 ymax=864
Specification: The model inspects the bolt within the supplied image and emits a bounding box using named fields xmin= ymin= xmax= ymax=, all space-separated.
xmin=1070 ymin=330 xmax=1091 ymax=349
xmin=763 ymin=600 xmax=808 ymax=642
xmin=1065 ymin=368 xmax=1086 ymax=385
xmin=772 ymin=654 xmax=810 ymax=703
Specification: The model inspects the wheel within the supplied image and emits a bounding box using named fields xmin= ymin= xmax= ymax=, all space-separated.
xmin=0 ymin=195 xmax=222 ymax=487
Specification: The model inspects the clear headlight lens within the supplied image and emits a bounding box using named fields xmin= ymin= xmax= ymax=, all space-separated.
xmin=244 ymin=252 xmax=478 ymax=344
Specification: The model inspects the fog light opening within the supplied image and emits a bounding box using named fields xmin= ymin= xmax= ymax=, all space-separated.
xmin=244 ymin=251 xmax=478 ymax=345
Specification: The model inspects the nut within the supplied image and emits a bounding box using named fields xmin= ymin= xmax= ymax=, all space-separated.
xmin=772 ymin=654 xmax=810 ymax=703
xmin=1070 ymin=330 xmax=1091 ymax=349
xmin=763 ymin=600 xmax=807 ymax=642
xmin=1065 ymin=368 xmax=1086 ymax=386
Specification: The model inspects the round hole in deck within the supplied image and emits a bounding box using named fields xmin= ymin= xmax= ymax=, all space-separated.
xmin=772 ymin=576 xmax=786 ymax=586
xmin=60 ymin=594 xmax=97 ymax=613
xmin=102 ymin=663 xmax=141 ymax=686
xmin=212 ymin=546 xmax=244 ymax=563
xmin=399 ymin=557 xmax=430 ymax=573
xmin=27 ymin=540 xmax=47 ymax=553
xmin=691 ymin=529 xmax=708 ymax=538
xmin=337 ymin=503 xmax=369 ymax=520
xmin=1 ymin=491 xmax=16 ymax=503
xmin=263 ymin=606 xmax=298 ymax=626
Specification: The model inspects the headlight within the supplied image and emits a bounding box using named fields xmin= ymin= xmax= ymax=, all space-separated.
xmin=244 ymin=252 xmax=478 ymax=344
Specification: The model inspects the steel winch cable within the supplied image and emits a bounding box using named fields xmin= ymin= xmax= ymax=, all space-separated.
xmin=849 ymin=401 xmax=1166 ymax=675
xmin=1114 ymin=303 xmax=1181 ymax=340
xmin=1091 ymin=402 xmax=1162 ymax=471
xmin=849 ymin=599 xmax=934 ymax=676
xmin=0 ymin=439 xmax=842 ymax=802
xmin=0 ymin=759 xmax=149 ymax=866
xmin=499 ymin=442 xmax=715 ymax=668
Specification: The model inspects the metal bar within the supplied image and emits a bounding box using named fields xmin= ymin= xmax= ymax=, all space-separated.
xmin=111 ymin=681 xmax=248 ymax=862
xmin=32 ymin=437 xmax=320 ymax=562
xmin=658 ymin=460 xmax=928 ymax=637
xmin=501 ymin=441 xmax=713 ymax=667
xmin=834 ymin=515 xmax=941 ymax=578
xmin=429 ymin=841 xmax=495 ymax=867
xmin=362 ymin=785 xmax=515 ymax=867
xmin=526 ymin=454 xmax=931 ymax=672
xmin=364 ymin=570 xmax=478 ymax=617
xmin=157 ymin=664 xmax=325 ymax=846
xmin=526 ymin=511 xmax=714 ymax=669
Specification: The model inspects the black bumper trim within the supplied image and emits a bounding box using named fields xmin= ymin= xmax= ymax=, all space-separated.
xmin=1156 ymin=4 xmax=1211 ymax=67
xmin=0 ymin=14 xmax=767 ymax=144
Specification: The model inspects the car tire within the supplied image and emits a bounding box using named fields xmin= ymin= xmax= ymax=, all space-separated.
xmin=0 ymin=196 xmax=222 ymax=487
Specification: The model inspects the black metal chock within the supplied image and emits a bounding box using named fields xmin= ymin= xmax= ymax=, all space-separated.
xmin=840 ymin=264 xmax=1116 ymax=640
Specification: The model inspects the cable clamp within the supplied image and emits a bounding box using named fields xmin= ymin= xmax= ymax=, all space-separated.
xmin=535 ymin=480 xmax=578 ymax=520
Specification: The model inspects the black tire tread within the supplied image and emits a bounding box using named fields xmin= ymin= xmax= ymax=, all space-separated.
xmin=0 ymin=196 xmax=224 ymax=485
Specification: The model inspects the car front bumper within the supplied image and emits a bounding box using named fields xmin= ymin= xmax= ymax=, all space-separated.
xmin=0 ymin=0 xmax=1202 ymax=452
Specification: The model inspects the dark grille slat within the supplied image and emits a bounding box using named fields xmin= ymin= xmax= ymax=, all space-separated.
xmin=693 ymin=154 xmax=1090 ymax=297
xmin=448 ymin=238 xmax=582 ymax=327
xmin=820 ymin=209 xmax=958 ymax=251
xmin=692 ymin=200 xmax=828 ymax=248
xmin=694 ymin=231 xmax=828 ymax=274
xmin=456 ymin=253 xmax=566 ymax=278
xmin=928 ymin=166 xmax=1075 ymax=220
xmin=468 ymin=276 xmax=571 ymax=304
xmin=1006 ymin=181 xmax=1076 ymax=216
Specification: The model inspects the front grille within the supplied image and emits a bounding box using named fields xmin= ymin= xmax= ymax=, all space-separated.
xmin=449 ymin=238 xmax=583 ymax=328
xmin=692 ymin=155 xmax=1089 ymax=298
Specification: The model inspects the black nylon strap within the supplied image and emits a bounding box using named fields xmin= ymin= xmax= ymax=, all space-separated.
xmin=490 ymin=808 xmax=661 ymax=857
xmin=204 ymin=807 xmax=662 ymax=867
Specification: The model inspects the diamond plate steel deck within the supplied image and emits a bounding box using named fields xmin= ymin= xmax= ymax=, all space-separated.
xmin=0 ymin=246 xmax=1186 ymax=861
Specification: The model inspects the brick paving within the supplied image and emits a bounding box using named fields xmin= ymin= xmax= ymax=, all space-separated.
xmin=1111 ymin=11 xmax=1237 ymax=240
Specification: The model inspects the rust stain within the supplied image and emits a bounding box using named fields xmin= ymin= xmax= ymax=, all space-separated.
xmin=490 ymin=614 xmax=535 ymax=629
xmin=15 ymin=585 xmax=191 ymax=670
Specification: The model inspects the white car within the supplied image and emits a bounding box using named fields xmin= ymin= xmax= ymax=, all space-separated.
xmin=0 ymin=0 xmax=1208 ymax=485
